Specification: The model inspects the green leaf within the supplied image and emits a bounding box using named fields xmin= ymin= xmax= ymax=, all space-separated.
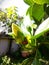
xmin=33 ymin=0 xmax=49 ymax=5
xmin=32 ymin=4 xmax=44 ymax=21
xmin=27 ymin=26 xmax=32 ymax=34
xmin=8 ymin=32 xmax=15 ymax=39
xmin=26 ymin=6 xmax=33 ymax=20
xmin=21 ymin=57 xmax=33 ymax=65
xmin=36 ymin=50 xmax=41 ymax=59
xmin=31 ymin=58 xmax=41 ymax=65
xmin=21 ymin=58 xmax=29 ymax=65
xmin=17 ymin=31 xmax=25 ymax=41
xmin=31 ymin=50 xmax=42 ymax=65
xmin=24 ymin=0 xmax=34 ymax=6
xmin=26 ymin=4 xmax=44 ymax=21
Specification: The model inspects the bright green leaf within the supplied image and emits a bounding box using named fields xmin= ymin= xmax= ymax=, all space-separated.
xmin=24 ymin=0 xmax=34 ymax=6
xmin=26 ymin=4 xmax=44 ymax=21
xmin=32 ymin=4 xmax=44 ymax=21
xmin=33 ymin=0 xmax=49 ymax=5
xmin=26 ymin=6 xmax=33 ymax=20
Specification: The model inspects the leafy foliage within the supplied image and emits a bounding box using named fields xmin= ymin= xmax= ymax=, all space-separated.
xmin=23 ymin=0 xmax=49 ymax=65
xmin=0 ymin=6 xmax=23 ymax=32
xmin=24 ymin=0 xmax=34 ymax=6
xmin=8 ymin=1 xmax=49 ymax=65
xmin=33 ymin=0 xmax=49 ymax=5
xmin=0 ymin=10 xmax=7 ymax=22
xmin=24 ymin=0 xmax=49 ymax=23
xmin=6 ymin=6 xmax=18 ymax=22
xmin=0 ymin=0 xmax=49 ymax=65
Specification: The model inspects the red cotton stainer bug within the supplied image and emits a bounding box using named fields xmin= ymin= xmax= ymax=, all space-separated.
xmin=22 ymin=37 xmax=28 ymax=45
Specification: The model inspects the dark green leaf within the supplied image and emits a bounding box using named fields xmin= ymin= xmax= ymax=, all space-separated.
xmin=27 ymin=26 xmax=32 ymax=34
xmin=45 ymin=5 xmax=49 ymax=16
xmin=31 ymin=50 xmax=42 ymax=65
xmin=21 ymin=58 xmax=29 ymax=65
xmin=21 ymin=57 xmax=33 ymax=65
xmin=31 ymin=58 xmax=41 ymax=65
xmin=36 ymin=50 xmax=41 ymax=59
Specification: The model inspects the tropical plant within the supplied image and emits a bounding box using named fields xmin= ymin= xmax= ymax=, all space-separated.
xmin=0 ymin=0 xmax=49 ymax=65
xmin=19 ymin=0 xmax=49 ymax=65
xmin=8 ymin=17 xmax=49 ymax=65
xmin=8 ymin=0 xmax=49 ymax=65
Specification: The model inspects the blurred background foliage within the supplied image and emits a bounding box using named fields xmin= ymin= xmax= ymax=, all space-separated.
xmin=24 ymin=0 xmax=49 ymax=25
xmin=0 ymin=6 xmax=23 ymax=32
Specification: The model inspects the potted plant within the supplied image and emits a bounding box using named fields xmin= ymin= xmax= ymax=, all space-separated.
xmin=0 ymin=32 xmax=10 ymax=56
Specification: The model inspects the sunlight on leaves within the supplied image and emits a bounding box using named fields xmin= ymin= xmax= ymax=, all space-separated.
xmin=33 ymin=0 xmax=49 ymax=5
